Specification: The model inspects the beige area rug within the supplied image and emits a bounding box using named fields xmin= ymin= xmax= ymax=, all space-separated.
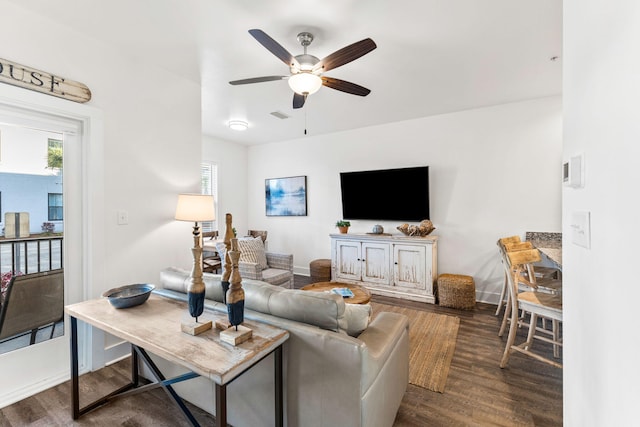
xmin=371 ymin=302 xmax=460 ymax=393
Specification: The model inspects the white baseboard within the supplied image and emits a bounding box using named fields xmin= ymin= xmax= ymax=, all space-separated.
xmin=293 ymin=266 xmax=310 ymax=276
xmin=0 ymin=370 xmax=69 ymax=409
xmin=104 ymin=340 xmax=131 ymax=366
xmin=475 ymin=290 xmax=501 ymax=306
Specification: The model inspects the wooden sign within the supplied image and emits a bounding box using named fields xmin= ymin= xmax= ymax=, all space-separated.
xmin=0 ymin=57 xmax=91 ymax=103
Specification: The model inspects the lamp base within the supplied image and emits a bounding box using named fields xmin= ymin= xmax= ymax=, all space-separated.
xmin=181 ymin=319 xmax=213 ymax=336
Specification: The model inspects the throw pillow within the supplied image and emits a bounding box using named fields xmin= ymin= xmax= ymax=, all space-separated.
xmin=238 ymin=237 xmax=269 ymax=270
xmin=344 ymin=303 xmax=372 ymax=337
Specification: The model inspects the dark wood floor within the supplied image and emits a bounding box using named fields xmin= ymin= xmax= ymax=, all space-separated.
xmin=387 ymin=296 xmax=562 ymax=426
xmin=0 ymin=275 xmax=562 ymax=426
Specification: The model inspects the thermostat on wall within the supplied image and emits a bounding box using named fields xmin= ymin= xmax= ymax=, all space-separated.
xmin=563 ymin=154 xmax=583 ymax=188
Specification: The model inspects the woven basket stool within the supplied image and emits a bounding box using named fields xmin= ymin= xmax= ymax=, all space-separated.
xmin=310 ymin=259 xmax=331 ymax=283
xmin=437 ymin=274 xmax=476 ymax=309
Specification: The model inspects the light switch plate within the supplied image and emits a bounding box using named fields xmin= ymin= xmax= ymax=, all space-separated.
xmin=571 ymin=211 xmax=590 ymax=248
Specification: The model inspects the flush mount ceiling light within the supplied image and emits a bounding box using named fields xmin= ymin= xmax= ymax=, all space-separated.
xmin=228 ymin=120 xmax=248 ymax=131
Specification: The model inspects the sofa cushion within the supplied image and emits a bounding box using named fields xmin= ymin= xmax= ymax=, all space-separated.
xmin=261 ymin=288 xmax=348 ymax=334
xmin=160 ymin=267 xmax=348 ymax=334
xmin=237 ymin=237 xmax=268 ymax=269
xmin=260 ymin=268 xmax=291 ymax=285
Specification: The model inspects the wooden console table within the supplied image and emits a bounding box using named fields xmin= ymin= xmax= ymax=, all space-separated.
xmin=65 ymin=294 xmax=289 ymax=427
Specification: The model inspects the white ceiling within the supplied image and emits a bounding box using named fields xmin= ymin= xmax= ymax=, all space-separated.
xmin=10 ymin=0 xmax=562 ymax=145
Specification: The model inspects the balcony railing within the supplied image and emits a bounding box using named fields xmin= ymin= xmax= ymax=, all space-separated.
xmin=0 ymin=236 xmax=63 ymax=274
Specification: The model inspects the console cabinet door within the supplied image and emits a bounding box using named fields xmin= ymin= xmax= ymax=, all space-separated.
xmin=361 ymin=242 xmax=391 ymax=285
xmin=335 ymin=240 xmax=362 ymax=281
xmin=393 ymin=244 xmax=426 ymax=289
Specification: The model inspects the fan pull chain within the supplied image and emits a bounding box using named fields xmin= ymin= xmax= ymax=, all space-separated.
xmin=304 ymin=109 xmax=307 ymax=135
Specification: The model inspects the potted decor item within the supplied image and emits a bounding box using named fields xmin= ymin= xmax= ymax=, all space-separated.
xmin=335 ymin=220 xmax=351 ymax=234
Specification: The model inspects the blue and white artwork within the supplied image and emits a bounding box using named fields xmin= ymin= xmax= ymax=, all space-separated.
xmin=265 ymin=176 xmax=307 ymax=216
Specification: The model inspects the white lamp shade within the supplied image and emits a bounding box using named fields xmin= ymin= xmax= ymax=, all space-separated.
xmin=288 ymin=72 xmax=322 ymax=95
xmin=175 ymin=194 xmax=215 ymax=222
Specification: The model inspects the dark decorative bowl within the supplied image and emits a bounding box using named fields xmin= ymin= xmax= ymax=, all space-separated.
xmin=102 ymin=284 xmax=155 ymax=309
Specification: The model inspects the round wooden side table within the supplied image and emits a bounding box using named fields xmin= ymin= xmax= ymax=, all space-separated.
xmin=300 ymin=281 xmax=371 ymax=305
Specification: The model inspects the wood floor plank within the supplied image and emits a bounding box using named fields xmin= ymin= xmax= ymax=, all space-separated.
xmin=0 ymin=275 xmax=562 ymax=426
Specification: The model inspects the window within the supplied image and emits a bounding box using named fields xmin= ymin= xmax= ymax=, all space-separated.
xmin=201 ymin=163 xmax=218 ymax=232
xmin=48 ymin=193 xmax=63 ymax=220
xmin=47 ymin=138 xmax=63 ymax=169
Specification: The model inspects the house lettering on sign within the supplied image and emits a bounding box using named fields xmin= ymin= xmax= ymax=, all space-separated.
xmin=0 ymin=57 xmax=91 ymax=103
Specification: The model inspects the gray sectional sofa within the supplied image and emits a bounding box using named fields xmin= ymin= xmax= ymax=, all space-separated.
xmin=150 ymin=267 xmax=409 ymax=427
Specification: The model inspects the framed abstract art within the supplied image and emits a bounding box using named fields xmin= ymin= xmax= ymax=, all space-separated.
xmin=265 ymin=175 xmax=307 ymax=216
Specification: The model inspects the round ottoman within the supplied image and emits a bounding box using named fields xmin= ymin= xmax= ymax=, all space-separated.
xmin=309 ymin=259 xmax=331 ymax=283
xmin=437 ymin=274 xmax=476 ymax=309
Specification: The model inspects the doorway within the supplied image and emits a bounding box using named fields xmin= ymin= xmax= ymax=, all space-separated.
xmin=0 ymin=85 xmax=102 ymax=408
xmin=0 ymin=123 xmax=66 ymax=354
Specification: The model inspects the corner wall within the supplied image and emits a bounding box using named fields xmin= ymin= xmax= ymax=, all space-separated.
xmin=246 ymin=96 xmax=562 ymax=302
xmin=0 ymin=1 xmax=202 ymax=291
xmin=0 ymin=0 xmax=202 ymax=402
xmin=563 ymin=0 xmax=640 ymax=424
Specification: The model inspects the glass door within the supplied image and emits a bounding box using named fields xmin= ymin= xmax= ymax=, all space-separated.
xmin=0 ymin=123 xmax=65 ymax=355
xmin=0 ymin=101 xmax=85 ymax=407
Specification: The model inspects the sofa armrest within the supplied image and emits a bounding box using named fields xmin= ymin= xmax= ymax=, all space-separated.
xmin=266 ymin=252 xmax=294 ymax=272
xmin=358 ymin=312 xmax=410 ymax=395
xmin=239 ymin=262 xmax=262 ymax=279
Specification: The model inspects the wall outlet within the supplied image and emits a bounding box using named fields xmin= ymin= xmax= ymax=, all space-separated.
xmin=117 ymin=210 xmax=129 ymax=225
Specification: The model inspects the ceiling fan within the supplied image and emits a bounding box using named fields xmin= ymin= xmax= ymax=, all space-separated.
xmin=229 ymin=29 xmax=377 ymax=109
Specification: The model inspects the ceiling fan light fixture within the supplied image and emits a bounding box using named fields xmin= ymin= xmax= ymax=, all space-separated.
xmin=228 ymin=120 xmax=248 ymax=131
xmin=288 ymin=72 xmax=322 ymax=95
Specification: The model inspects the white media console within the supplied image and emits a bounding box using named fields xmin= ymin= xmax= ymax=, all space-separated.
xmin=330 ymin=233 xmax=438 ymax=304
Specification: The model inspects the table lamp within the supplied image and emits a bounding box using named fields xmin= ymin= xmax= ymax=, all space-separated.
xmin=175 ymin=193 xmax=215 ymax=335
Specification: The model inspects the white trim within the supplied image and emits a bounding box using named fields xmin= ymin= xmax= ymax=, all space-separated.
xmin=0 ymin=84 xmax=104 ymax=407
xmin=0 ymin=371 xmax=69 ymax=408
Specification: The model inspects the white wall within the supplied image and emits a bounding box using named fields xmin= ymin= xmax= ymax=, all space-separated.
xmin=202 ymin=135 xmax=249 ymax=234
xmin=245 ymin=96 xmax=562 ymax=302
xmin=0 ymin=0 xmax=202 ymax=403
xmin=563 ymin=1 xmax=640 ymax=424
xmin=0 ymin=1 xmax=201 ymax=290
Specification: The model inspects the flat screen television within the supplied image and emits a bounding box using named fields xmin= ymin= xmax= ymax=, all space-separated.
xmin=340 ymin=166 xmax=430 ymax=221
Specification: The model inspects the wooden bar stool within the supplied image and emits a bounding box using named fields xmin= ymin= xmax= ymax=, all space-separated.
xmin=500 ymin=248 xmax=562 ymax=368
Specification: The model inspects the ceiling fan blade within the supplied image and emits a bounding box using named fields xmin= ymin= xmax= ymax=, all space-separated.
xmin=293 ymin=93 xmax=306 ymax=109
xmin=321 ymin=77 xmax=371 ymax=96
xmin=313 ymin=38 xmax=377 ymax=73
xmin=249 ymin=29 xmax=300 ymax=69
xmin=229 ymin=76 xmax=288 ymax=85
